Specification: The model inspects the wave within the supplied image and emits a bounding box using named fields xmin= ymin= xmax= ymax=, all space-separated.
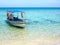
xmin=26 ymin=18 xmax=60 ymax=25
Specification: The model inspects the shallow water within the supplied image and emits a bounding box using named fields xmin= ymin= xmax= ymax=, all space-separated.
xmin=0 ymin=8 xmax=60 ymax=45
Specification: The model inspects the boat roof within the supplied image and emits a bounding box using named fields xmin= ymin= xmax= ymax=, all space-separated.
xmin=7 ymin=10 xmax=22 ymax=13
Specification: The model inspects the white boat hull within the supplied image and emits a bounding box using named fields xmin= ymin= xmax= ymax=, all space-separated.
xmin=7 ymin=20 xmax=25 ymax=27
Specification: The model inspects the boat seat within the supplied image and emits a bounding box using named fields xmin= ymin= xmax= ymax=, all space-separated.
xmin=13 ymin=17 xmax=23 ymax=22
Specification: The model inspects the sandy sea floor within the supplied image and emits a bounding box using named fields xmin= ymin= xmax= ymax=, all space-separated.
xmin=0 ymin=24 xmax=60 ymax=45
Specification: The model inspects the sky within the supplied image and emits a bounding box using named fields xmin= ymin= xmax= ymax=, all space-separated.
xmin=0 ymin=0 xmax=60 ymax=7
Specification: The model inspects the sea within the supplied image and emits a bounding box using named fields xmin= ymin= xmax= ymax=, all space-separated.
xmin=0 ymin=7 xmax=60 ymax=45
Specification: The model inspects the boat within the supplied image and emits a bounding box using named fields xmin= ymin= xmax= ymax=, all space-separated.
xmin=6 ymin=10 xmax=26 ymax=27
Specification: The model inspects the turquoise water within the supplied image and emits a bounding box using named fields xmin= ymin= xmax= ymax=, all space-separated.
xmin=0 ymin=8 xmax=60 ymax=45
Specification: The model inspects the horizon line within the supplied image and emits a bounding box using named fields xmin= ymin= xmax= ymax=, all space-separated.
xmin=0 ymin=7 xmax=60 ymax=9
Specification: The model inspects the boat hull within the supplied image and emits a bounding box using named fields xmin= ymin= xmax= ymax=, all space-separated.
xmin=6 ymin=20 xmax=25 ymax=27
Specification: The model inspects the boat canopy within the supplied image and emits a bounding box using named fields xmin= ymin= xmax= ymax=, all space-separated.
xmin=7 ymin=10 xmax=24 ymax=18
xmin=7 ymin=10 xmax=22 ymax=13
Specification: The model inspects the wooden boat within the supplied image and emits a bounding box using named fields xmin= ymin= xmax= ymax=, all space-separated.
xmin=6 ymin=10 xmax=26 ymax=27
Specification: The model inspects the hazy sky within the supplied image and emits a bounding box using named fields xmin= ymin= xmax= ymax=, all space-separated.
xmin=0 ymin=0 xmax=60 ymax=7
